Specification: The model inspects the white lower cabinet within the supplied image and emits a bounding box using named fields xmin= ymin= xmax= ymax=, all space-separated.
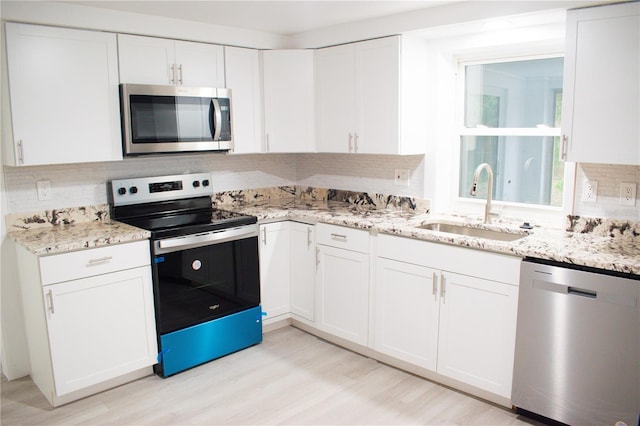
xmin=316 ymin=224 xmax=370 ymax=346
xmin=259 ymin=222 xmax=291 ymax=323
xmin=290 ymin=222 xmax=315 ymax=323
xmin=44 ymin=267 xmax=157 ymax=397
xmin=373 ymin=234 xmax=520 ymax=399
xmin=16 ymin=240 xmax=157 ymax=406
xmin=373 ymin=259 xmax=439 ymax=370
xmin=436 ymin=271 xmax=518 ymax=397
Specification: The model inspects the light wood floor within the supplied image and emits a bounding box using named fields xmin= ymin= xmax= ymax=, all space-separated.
xmin=2 ymin=326 xmax=542 ymax=425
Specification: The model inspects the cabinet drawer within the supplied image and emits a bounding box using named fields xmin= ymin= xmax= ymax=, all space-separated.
xmin=39 ymin=240 xmax=150 ymax=285
xmin=316 ymin=223 xmax=370 ymax=253
xmin=377 ymin=234 xmax=520 ymax=285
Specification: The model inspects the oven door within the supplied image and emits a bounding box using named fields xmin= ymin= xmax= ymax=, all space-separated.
xmin=151 ymin=224 xmax=260 ymax=335
xmin=121 ymin=84 xmax=233 ymax=155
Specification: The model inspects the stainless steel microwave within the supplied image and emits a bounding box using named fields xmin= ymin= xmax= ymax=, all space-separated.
xmin=120 ymin=84 xmax=233 ymax=155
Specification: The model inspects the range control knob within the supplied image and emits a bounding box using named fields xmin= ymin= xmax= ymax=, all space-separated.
xmin=202 ymin=179 xmax=210 ymax=187
xmin=193 ymin=180 xmax=200 ymax=188
xmin=129 ymin=186 xmax=138 ymax=194
xmin=118 ymin=187 xmax=127 ymax=196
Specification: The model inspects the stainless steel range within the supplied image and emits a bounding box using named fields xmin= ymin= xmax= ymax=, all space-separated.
xmin=109 ymin=173 xmax=262 ymax=377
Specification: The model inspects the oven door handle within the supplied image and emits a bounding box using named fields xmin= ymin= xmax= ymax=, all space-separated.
xmin=155 ymin=225 xmax=258 ymax=254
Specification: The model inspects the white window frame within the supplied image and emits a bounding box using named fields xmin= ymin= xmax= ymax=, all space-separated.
xmin=451 ymin=53 xmax=576 ymax=227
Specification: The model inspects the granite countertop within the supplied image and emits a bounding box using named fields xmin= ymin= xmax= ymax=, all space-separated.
xmin=7 ymin=197 xmax=639 ymax=276
xmin=228 ymin=199 xmax=640 ymax=276
xmin=8 ymin=220 xmax=150 ymax=256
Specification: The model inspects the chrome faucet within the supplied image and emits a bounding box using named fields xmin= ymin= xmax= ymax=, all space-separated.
xmin=469 ymin=163 xmax=499 ymax=224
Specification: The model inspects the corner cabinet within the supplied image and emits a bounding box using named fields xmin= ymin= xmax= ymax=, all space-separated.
xmin=290 ymin=222 xmax=316 ymax=323
xmin=224 ymin=46 xmax=263 ymax=154
xmin=3 ymin=23 xmax=122 ymax=166
xmin=373 ymin=234 xmax=520 ymax=399
xmin=315 ymin=35 xmax=429 ymax=154
xmin=118 ymin=34 xmax=225 ymax=87
xmin=259 ymin=222 xmax=291 ymax=324
xmin=15 ymin=240 xmax=157 ymax=407
xmin=316 ymin=224 xmax=370 ymax=346
xmin=562 ymin=2 xmax=640 ymax=165
xmin=261 ymin=50 xmax=315 ymax=153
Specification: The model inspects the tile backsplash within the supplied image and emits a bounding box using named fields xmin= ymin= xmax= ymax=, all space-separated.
xmin=2 ymin=153 xmax=425 ymax=214
xmin=574 ymin=163 xmax=640 ymax=220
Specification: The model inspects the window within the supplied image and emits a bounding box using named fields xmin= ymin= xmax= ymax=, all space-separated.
xmin=458 ymin=57 xmax=564 ymax=207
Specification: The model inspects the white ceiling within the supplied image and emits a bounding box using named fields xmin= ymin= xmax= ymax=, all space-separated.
xmin=64 ymin=1 xmax=458 ymax=36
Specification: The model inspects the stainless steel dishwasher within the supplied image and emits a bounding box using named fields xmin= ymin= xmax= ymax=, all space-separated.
xmin=512 ymin=259 xmax=639 ymax=426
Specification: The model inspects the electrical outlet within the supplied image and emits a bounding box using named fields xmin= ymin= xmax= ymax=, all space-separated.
xmin=619 ymin=182 xmax=637 ymax=206
xmin=36 ymin=180 xmax=52 ymax=201
xmin=394 ymin=169 xmax=410 ymax=187
xmin=582 ymin=179 xmax=598 ymax=203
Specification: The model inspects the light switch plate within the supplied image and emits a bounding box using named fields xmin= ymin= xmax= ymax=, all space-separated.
xmin=36 ymin=180 xmax=52 ymax=201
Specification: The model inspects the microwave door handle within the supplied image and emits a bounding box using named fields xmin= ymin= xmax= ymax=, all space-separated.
xmin=211 ymin=98 xmax=222 ymax=141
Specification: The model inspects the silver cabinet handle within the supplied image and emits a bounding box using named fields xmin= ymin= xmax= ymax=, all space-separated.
xmin=262 ymin=227 xmax=267 ymax=245
xmin=330 ymin=233 xmax=347 ymax=241
xmin=47 ymin=289 xmax=55 ymax=314
xmin=178 ymin=64 xmax=183 ymax=85
xmin=348 ymin=133 xmax=353 ymax=152
xmin=440 ymin=274 xmax=446 ymax=302
xmin=354 ymin=133 xmax=359 ymax=152
xmin=266 ymin=134 xmax=270 ymax=152
xmin=87 ymin=256 xmax=113 ymax=265
xmin=307 ymin=227 xmax=313 ymax=246
xmin=432 ymin=272 xmax=438 ymax=297
xmin=561 ymin=134 xmax=568 ymax=160
xmin=316 ymin=247 xmax=320 ymax=270
xmin=170 ymin=64 xmax=176 ymax=85
xmin=17 ymin=140 xmax=24 ymax=165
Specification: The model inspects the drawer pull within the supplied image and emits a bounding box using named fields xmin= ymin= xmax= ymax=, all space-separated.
xmin=87 ymin=256 xmax=113 ymax=265
xmin=330 ymin=233 xmax=347 ymax=240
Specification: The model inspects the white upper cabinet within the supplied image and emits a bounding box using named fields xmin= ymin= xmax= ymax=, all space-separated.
xmin=316 ymin=36 xmax=429 ymax=155
xmin=224 ymin=46 xmax=263 ymax=154
xmin=118 ymin=34 xmax=225 ymax=87
xmin=262 ymin=50 xmax=315 ymax=153
xmin=4 ymin=23 xmax=122 ymax=166
xmin=562 ymin=2 xmax=639 ymax=165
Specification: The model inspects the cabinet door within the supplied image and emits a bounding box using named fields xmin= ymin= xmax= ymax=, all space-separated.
xmin=436 ymin=271 xmax=518 ymax=398
xmin=44 ymin=266 xmax=157 ymax=396
xmin=315 ymin=44 xmax=355 ymax=153
xmin=225 ymin=46 xmax=263 ymax=153
xmin=563 ymin=2 xmax=640 ymax=164
xmin=373 ymin=258 xmax=439 ymax=371
xmin=175 ymin=40 xmax=225 ymax=87
xmin=262 ymin=50 xmax=315 ymax=153
xmin=290 ymin=222 xmax=315 ymax=322
xmin=117 ymin=34 xmax=175 ymax=85
xmin=356 ymin=37 xmax=400 ymax=154
xmin=4 ymin=23 xmax=122 ymax=166
xmin=259 ymin=222 xmax=291 ymax=322
xmin=316 ymin=245 xmax=369 ymax=345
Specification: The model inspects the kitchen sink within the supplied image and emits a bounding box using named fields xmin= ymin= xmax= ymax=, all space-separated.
xmin=416 ymin=222 xmax=527 ymax=242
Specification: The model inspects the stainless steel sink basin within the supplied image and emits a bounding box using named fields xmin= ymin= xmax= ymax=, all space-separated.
xmin=416 ymin=222 xmax=527 ymax=242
